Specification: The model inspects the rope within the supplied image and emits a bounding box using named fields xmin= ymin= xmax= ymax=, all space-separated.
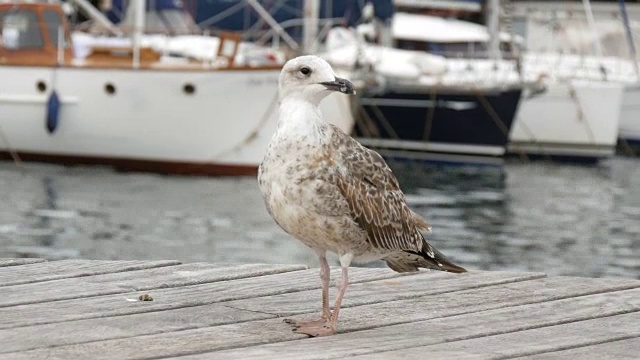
xmin=567 ymin=81 xmax=596 ymax=144
xmin=208 ymin=90 xmax=279 ymax=161
xmin=475 ymin=89 xmax=530 ymax=163
xmin=422 ymin=88 xmax=436 ymax=141
xmin=0 ymin=124 xmax=24 ymax=172
xmin=368 ymin=104 xmax=400 ymax=140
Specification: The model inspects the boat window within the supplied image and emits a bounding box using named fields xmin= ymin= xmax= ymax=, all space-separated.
xmin=43 ymin=9 xmax=66 ymax=48
xmin=0 ymin=10 xmax=44 ymax=50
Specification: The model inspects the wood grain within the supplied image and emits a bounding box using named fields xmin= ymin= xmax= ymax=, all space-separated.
xmin=0 ymin=271 xmax=532 ymax=354
xmin=342 ymin=312 xmax=640 ymax=360
xmin=0 ymin=259 xmax=638 ymax=360
xmin=0 ymin=258 xmax=46 ymax=267
xmin=512 ymin=337 xmax=640 ymax=360
xmin=180 ymin=280 xmax=640 ymax=360
xmin=0 ymin=259 xmax=180 ymax=286
xmin=0 ymin=262 xmax=308 ymax=308
xmin=1 ymin=273 xmax=560 ymax=359
xmin=0 ymin=266 xmax=396 ymax=329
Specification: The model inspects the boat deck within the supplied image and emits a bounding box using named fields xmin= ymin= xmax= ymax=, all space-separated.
xmin=0 ymin=258 xmax=639 ymax=359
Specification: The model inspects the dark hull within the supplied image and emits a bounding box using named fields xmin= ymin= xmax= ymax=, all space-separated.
xmin=354 ymin=87 xmax=522 ymax=165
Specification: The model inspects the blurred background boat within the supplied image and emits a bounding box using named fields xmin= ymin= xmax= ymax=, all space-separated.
xmin=0 ymin=0 xmax=354 ymax=176
xmin=511 ymin=0 xmax=640 ymax=157
xmin=1 ymin=0 xmax=640 ymax=172
xmin=321 ymin=3 xmax=526 ymax=165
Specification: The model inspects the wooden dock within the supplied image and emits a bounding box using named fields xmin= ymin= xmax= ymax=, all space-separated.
xmin=0 ymin=258 xmax=639 ymax=359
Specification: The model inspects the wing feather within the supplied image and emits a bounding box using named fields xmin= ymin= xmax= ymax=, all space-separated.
xmin=329 ymin=125 xmax=465 ymax=273
xmin=335 ymin=138 xmax=424 ymax=253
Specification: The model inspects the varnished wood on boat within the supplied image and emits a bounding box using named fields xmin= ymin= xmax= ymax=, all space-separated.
xmin=0 ymin=151 xmax=259 ymax=176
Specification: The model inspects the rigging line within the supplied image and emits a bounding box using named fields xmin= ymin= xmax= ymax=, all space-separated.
xmin=208 ymin=90 xmax=279 ymax=162
xmin=197 ymin=1 xmax=246 ymax=28
xmin=368 ymin=104 xmax=400 ymax=140
xmin=422 ymin=88 xmax=436 ymax=142
xmin=474 ymin=89 xmax=530 ymax=163
xmin=567 ymin=81 xmax=597 ymax=145
xmin=0 ymin=124 xmax=24 ymax=172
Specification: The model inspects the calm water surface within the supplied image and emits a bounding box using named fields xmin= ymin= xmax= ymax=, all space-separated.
xmin=1 ymin=158 xmax=639 ymax=279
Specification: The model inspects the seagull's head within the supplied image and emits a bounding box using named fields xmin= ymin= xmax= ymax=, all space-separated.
xmin=279 ymin=55 xmax=355 ymax=104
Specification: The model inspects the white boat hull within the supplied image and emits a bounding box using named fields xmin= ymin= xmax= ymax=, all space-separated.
xmin=0 ymin=66 xmax=354 ymax=175
xmin=508 ymin=81 xmax=624 ymax=159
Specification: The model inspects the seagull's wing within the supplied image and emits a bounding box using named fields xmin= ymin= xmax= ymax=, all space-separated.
xmin=332 ymin=127 xmax=466 ymax=273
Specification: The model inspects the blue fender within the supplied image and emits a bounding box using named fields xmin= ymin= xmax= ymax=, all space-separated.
xmin=46 ymin=91 xmax=60 ymax=134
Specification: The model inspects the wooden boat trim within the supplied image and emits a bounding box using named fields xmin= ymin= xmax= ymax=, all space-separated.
xmin=0 ymin=151 xmax=259 ymax=177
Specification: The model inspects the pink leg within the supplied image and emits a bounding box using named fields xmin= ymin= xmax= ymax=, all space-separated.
xmin=284 ymin=253 xmax=331 ymax=334
xmin=327 ymin=254 xmax=352 ymax=330
xmin=287 ymin=253 xmax=353 ymax=337
xmin=319 ymin=254 xmax=331 ymax=319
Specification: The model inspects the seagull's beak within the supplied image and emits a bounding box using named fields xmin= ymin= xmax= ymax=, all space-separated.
xmin=320 ymin=77 xmax=356 ymax=95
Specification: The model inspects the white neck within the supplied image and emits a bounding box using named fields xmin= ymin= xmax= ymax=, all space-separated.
xmin=275 ymin=96 xmax=328 ymax=145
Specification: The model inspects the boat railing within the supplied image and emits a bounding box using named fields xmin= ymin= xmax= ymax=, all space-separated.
xmin=251 ymin=17 xmax=346 ymax=52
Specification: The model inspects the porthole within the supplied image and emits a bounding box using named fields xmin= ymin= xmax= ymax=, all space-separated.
xmin=105 ymin=83 xmax=116 ymax=95
xmin=183 ymin=83 xmax=196 ymax=95
xmin=36 ymin=81 xmax=47 ymax=93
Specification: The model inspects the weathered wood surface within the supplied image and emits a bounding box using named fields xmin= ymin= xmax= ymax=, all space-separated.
xmin=0 ymin=258 xmax=45 ymax=267
xmin=0 ymin=259 xmax=638 ymax=360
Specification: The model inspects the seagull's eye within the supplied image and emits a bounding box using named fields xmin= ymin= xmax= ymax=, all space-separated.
xmin=300 ymin=67 xmax=311 ymax=76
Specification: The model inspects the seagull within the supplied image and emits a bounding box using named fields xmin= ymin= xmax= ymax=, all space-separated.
xmin=258 ymin=55 xmax=466 ymax=337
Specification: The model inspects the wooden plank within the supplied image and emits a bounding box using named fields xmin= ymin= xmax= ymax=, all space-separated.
xmin=0 ymin=259 xmax=181 ymax=286
xmin=341 ymin=312 xmax=640 ymax=360
xmin=3 ymin=273 xmax=623 ymax=360
xmin=0 ymin=263 xmax=308 ymax=308
xmin=0 ymin=302 xmax=278 ymax=355
xmin=0 ymin=258 xmax=46 ymax=267
xmin=224 ymin=270 xmax=545 ymax=316
xmin=176 ymin=278 xmax=640 ymax=360
xmin=513 ymin=338 xmax=640 ymax=360
xmin=0 ymin=267 xmax=398 ymax=329
xmin=0 ymin=271 xmax=539 ymax=353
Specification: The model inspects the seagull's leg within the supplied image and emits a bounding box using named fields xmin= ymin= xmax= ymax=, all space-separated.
xmin=290 ymin=253 xmax=353 ymax=337
xmin=285 ymin=252 xmax=332 ymax=335
xmin=327 ymin=253 xmax=353 ymax=331
xmin=319 ymin=253 xmax=331 ymax=319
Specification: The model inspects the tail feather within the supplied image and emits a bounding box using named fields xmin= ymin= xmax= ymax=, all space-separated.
xmin=384 ymin=238 xmax=467 ymax=274
xmin=430 ymin=246 xmax=467 ymax=273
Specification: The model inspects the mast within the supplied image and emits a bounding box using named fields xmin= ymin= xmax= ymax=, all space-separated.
xmin=486 ymin=0 xmax=501 ymax=61
xmin=618 ymin=0 xmax=640 ymax=80
xmin=581 ymin=0 xmax=603 ymax=57
xmin=303 ymin=0 xmax=319 ymax=54
xmin=132 ymin=0 xmax=145 ymax=68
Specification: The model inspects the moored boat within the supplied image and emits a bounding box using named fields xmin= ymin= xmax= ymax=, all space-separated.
xmin=0 ymin=1 xmax=354 ymax=176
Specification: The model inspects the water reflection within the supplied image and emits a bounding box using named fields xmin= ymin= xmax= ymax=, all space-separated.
xmin=0 ymin=159 xmax=638 ymax=279
xmin=393 ymin=160 xmax=639 ymax=279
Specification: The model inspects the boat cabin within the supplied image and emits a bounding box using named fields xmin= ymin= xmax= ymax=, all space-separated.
xmin=0 ymin=2 xmax=73 ymax=66
xmin=392 ymin=12 xmax=519 ymax=59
